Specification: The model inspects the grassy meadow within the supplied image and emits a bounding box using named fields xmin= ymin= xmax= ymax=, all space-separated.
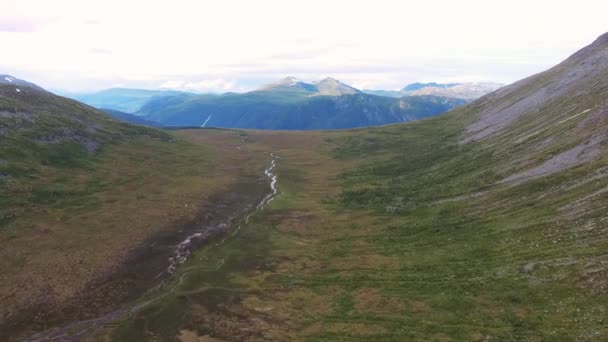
xmin=102 ymin=109 xmax=608 ymax=341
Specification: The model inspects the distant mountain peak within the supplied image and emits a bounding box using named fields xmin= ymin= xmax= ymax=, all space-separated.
xmin=406 ymin=82 xmax=503 ymax=100
xmin=260 ymin=76 xmax=310 ymax=91
xmin=259 ymin=76 xmax=360 ymax=95
xmin=315 ymin=77 xmax=360 ymax=96
xmin=363 ymin=81 xmax=502 ymax=100
xmin=279 ymin=76 xmax=300 ymax=85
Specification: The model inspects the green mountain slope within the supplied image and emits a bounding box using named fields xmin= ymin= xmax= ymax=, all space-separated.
xmin=100 ymin=108 xmax=164 ymax=127
xmin=0 ymin=80 xmax=271 ymax=340
xmin=0 ymin=83 xmax=168 ymax=164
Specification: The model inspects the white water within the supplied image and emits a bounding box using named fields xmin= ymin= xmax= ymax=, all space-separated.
xmin=201 ymin=114 xmax=213 ymax=127
xmin=257 ymin=154 xmax=278 ymax=210
xmin=167 ymin=153 xmax=278 ymax=274
xmin=25 ymin=153 xmax=279 ymax=341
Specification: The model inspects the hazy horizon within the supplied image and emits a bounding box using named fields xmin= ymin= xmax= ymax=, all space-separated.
xmin=1 ymin=0 xmax=607 ymax=93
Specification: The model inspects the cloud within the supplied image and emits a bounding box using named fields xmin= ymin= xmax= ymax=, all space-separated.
xmin=0 ymin=17 xmax=37 ymax=32
xmin=159 ymin=79 xmax=237 ymax=92
xmin=1 ymin=0 xmax=606 ymax=91
xmin=89 ymin=48 xmax=111 ymax=54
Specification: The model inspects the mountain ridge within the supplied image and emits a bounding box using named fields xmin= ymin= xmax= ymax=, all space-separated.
xmin=364 ymin=82 xmax=503 ymax=99
xmin=259 ymin=76 xmax=361 ymax=96
xmin=61 ymin=87 xmax=198 ymax=113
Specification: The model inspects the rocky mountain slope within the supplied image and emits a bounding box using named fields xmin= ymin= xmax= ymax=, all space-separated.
xmin=459 ymin=32 xmax=608 ymax=184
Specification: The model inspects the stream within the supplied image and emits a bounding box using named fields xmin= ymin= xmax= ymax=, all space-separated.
xmin=24 ymin=153 xmax=279 ymax=342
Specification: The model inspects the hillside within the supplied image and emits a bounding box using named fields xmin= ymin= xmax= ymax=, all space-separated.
xmin=0 ymin=80 xmax=273 ymax=340
xmin=0 ymin=83 xmax=163 ymax=156
xmin=42 ymin=32 xmax=608 ymax=341
xmin=137 ymin=78 xmax=465 ymax=129
xmin=100 ymin=108 xmax=164 ymax=127
xmin=62 ymin=88 xmax=198 ymax=113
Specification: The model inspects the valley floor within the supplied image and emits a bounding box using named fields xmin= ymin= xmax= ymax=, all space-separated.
xmin=0 ymin=129 xmax=271 ymax=340
xmin=5 ymin=118 xmax=608 ymax=340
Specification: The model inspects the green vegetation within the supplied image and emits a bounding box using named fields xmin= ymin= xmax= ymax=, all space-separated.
xmin=0 ymin=85 xmax=272 ymax=340
xmin=102 ymin=103 xmax=608 ymax=340
xmin=5 ymin=34 xmax=608 ymax=341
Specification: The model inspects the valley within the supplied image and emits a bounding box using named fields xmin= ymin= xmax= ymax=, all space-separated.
xmin=23 ymin=104 xmax=608 ymax=340
xmin=1 ymin=6 xmax=607 ymax=339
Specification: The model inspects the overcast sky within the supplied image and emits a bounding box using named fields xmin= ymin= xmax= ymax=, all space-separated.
xmin=1 ymin=0 xmax=606 ymax=92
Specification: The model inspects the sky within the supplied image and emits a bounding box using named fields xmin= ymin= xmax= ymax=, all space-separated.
xmin=1 ymin=0 xmax=607 ymax=93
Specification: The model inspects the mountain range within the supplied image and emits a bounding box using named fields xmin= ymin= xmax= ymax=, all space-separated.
xmin=59 ymin=88 xmax=198 ymax=113
xmin=134 ymin=77 xmax=467 ymax=129
xmin=57 ymin=77 xmax=500 ymax=130
xmin=363 ymin=81 xmax=503 ymax=99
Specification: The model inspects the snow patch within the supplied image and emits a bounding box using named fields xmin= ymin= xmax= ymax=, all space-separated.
xmin=201 ymin=114 xmax=212 ymax=127
xmin=285 ymin=76 xmax=299 ymax=85
xmin=5 ymin=77 xmax=13 ymax=83
xmin=15 ymin=88 xmax=21 ymax=92
xmin=557 ymin=109 xmax=591 ymax=125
